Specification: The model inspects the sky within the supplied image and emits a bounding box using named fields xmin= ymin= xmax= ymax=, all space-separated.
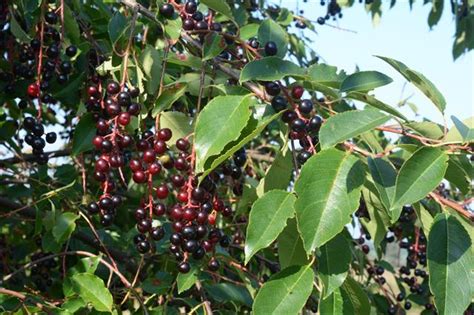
xmin=282 ymin=0 xmax=473 ymax=125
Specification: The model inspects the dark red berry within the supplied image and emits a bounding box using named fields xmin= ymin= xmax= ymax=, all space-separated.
xmin=291 ymin=86 xmax=304 ymax=99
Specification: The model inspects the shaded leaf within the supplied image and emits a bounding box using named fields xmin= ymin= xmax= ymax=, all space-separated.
xmin=72 ymin=113 xmax=95 ymax=156
xmin=202 ymin=32 xmax=226 ymax=61
xmin=307 ymin=63 xmax=347 ymax=88
xmin=318 ymin=233 xmax=351 ymax=298
xmin=52 ymin=212 xmax=78 ymax=243
xmin=240 ymin=57 xmax=305 ymax=82
xmin=152 ymin=84 xmax=187 ymax=116
xmin=177 ymin=267 xmax=198 ymax=294
xmin=277 ymin=218 xmax=309 ymax=269
xmin=201 ymin=0 xmax=234 ymax=20
xmin=368 ymin=157 xmax=397 ymax=213
xmin=159 ymin=111 xmax=193 ymax=145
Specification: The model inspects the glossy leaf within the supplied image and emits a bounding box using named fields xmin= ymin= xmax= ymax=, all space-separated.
xmin=71 ymin=273 xmax=113 ymax=312
xmin=376 ymin=56 xmax=446 ymax=113
xmin=318 ymin=233 xmax=351 ymax=298
xmin=245 ymin=190 xmax=296 ymax=264
xmin=445 ymin=155 xmax=471 ymax=194
xmin=320 ymin=277 xmax=370 ymax=315
xmin=253 ymin=264 xmax=314 ymax=315
xmin=340 ymin=71 xmax=393 ymax=92
xmin=295 ymin=149 xmax=365 ymax=253
xmin=320 ymin=109 xmax=390 ymax=149
xmin=194 ymin=95 xmax=252 ymax=173
xmin=391 ymin=147 xmax=448 ymax=218
xmin=72 ymin=113 xmax=96 ymax=156
xmin=9 ymin=13 xmax=31 ymax=42
xmin=346 ymin=92 xmax=408 ymax=121
xmin=277 ymin=218 xmax=309 ymax=269
xmin=428 ymin=213 xmax=473 ymax=315
xmin=368 ymin=157 xmax=396 ymax=213
xmin=240 ymin=57 xmax=305 ymax=82
xmin=258 ymin=19 xmax=288 ymax=58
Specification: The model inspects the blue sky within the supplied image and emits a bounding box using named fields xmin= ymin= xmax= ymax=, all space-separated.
xmin=283 ymin=0 xmax=473 ymax=125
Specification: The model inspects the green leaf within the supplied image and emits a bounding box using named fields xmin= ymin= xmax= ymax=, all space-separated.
xmin=343 ymin=277 xmax=371 ymax=314
xmin=258 ymin=19 xmax=288 ymax=58
xmin=318 ymin=233 xmax=351 ymax=298
xmin=9 ymin=13 xmax=31 ymax=42
xmin=202 ymin=32 xmax=226 ymax=61
xmin=446 ymin=116 xmax=474 ymax=143
xmin=376 ymin=56 xmax=446 ymax=113
xmin=63 ymin=4 xmax=81 ymax=44
xmin=72 ymin=113 xmax=96 ymax=156
xmin=295 ymin=149 xmax=364 ymax=253
xmin=307 ymin=63 xmax=347 ymax=88
xmin=159 ymin=111 xmax=193 ymax=145
xmin=368 ymin=158 xmax=396 ymax=214
xmin=108 ymin=11 xmax=127 ymax=45
xmin=319 ymin=109 xmax=390 ymax=149
xmin=240 ymin=57 xmax=305 ymax=82
xmin=346 ymin=92 xmax=408 ymax=121
xmin=164 ymin=17 xmax=182 ymax=42
xmin=240 ymin=23 xmax=259 ymax=40
xmin=139 ymin=46 xmax=162 ymax=95
xmin=413 ymin=203 xmax=433 ymax=237
xmin=52 ymin=212 xmax=78 ymax=243
xmin=361 ymin=185 xmax=391 ymax=250
xmin=406 ymin=121 xmax=445 ymax=140
xmin=340 ymin=71 xmax=393 ymax=92
xmin=445 ymin=155 xmax=471 ymax=194
xmin=152 ymin=83 xmax=187 ymax=116
xmin=391 ymin=147 xmax=448 ymax=218
xmin=256 ymin=147 xmax=293 ymax=196
xmin=319 ymin=288 xmax=343 ymax=314
xmin=205 ymin=283 xmax=252 ymax=307
xmin=245 ymin=190 xmax=296 ymax=264
xmin=253 ymin=264 xmax=314 ymax=315
xmin=277 ymin=218 xmax=309 ymax=269
xmin=177 ymin=267 xmax=198 ymax=294
xmin=428 ymin=0 xmax=444 ymax=28
xmin=194 ymin=95 xmax=252 ymax=173
xmin=428 ymin=213 xmax=473 ymax=315
xmin=200 ymin=0 xmax=234 ymax=20
xmin=71 ymin=273 xmax=113 ymax=312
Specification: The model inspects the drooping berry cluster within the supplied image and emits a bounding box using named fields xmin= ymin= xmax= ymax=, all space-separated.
xmin=84 ymin=71 xmax=141 ymax=226
xmin=267 ymin=83 xmax=322 ymax=165
xmin=22 ymin=116 xmax=57 ymax=164
xmin=127 ymin=127 xmax=246 ymax=273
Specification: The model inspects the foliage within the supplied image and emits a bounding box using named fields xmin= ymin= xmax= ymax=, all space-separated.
xmin=0 ymin=0 xmax=473 ymax=314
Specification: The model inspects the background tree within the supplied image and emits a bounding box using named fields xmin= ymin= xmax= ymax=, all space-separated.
xmin=0 ymin=0 xmax=473 ymax=314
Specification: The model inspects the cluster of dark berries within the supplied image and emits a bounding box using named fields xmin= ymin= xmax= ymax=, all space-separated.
xmin=30 ymin=252 xmax=58 ymax=291
xmin=171 ymin=1 xmax=224 ymax=33
xmin=127 ymin=127 xmax=245 ymax=273
xmin=316 ymin=0 xmax=343 ymax=25
xmin=266 ymin=83 xmax=322 ymax=165
xmin=22 ymin=116 xmax=57 ymax=164
xmin=87 ymin=195 xmax=123 ymax=227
